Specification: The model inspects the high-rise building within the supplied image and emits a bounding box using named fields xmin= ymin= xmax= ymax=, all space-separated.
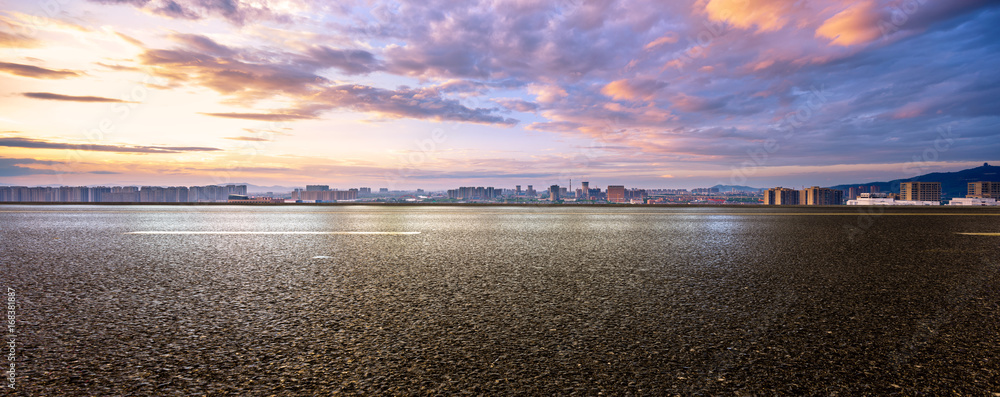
xmin=0 ymin=184 xmax=250 ymax=203
xmin=137 ymin=186 xmax=190 ymax=202
xmin=846 ymin=185 xmax=880 ymax=200
xmin=190 ymin=185 xmax=224 ymax=202
xmin=899 ymin=182 xmax=941 ymax=202
xmin=448 ymin=186 xmax=501 ymax=200
xmin=379 ymin=188 xmax=389 ymax=193
xmin=187 ymin=185 xmax=245 ymax=202
xmin=580 ymin=181 xmax=589 ymax=199
xmin=0 ymin=187 xmax=16 ymax=201
xmin=105 ymin=186 xmax=139 ymax=202
xmin=515 ymin=185 xmax=521 ymax=196
xmin=89 ymin=187 xmax=111 ymax=202
xmin=846 ymin=187 xmax=857 ymax=200
xmin=548 ymin=185 xmax=560 ymax=201
xmin=294 ymin=188 xmax=358 ymax=201
xmin=764 ymin=187 xmax=800 ymax=205
xmin=139 ymin=186 xmax=158 ymax=202
xmin=626 ymin=188 xmax=647 ymax=201
xmin=526 ymin=185 xmax=535 ymax=197
xmin=607 ymin=185 xmax=626 ymax=203
xmin=59 ymin=186 xmax=90 ymax=202
xmin=967 ymin=181 xmax=1000 ymax=198
xmin=306 ymin=185 xmax=330 ymax=191
xmin=800 ymin=186 xmax=844 ymax=205
xmin=292 ymin=189 xmax=358 ymax=201
xmin=226 ymin=185 xmax=247 ymax=196
xmin=167 ymin=186 xmax=189 ymax=202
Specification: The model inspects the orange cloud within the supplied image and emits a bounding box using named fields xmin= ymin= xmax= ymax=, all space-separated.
xmin=601 ymin=79 xmax=667 ymax=101
xmin=662 ymin=59 xmax=685 ymax=71
xmin=602 ymin=79 xmax=636 ymax=100
xmin=0 ymin=31 xmax=38 ymax=48
xmin=815 ymin=1 xmax=883 ymax=46
xmin=700 ymin=0 xmax=796 ymax=32
xmin=751 ymin=59 xmax=774 ymax=71
xmin=528 ymin=84 xmax=568 ymax=103
xmin=644 ymin=33 xmax=679 ymax=50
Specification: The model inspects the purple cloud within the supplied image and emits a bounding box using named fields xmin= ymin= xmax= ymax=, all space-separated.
xmin=0 ymin=62 xmax=81 ymax=79
xmin=72 ymin=0 xmax=1000 ymax=175
xmin=0 ymin=136 xmax=222 ymax=154
xmin=22 ymin=92 xmax=131 ymax=103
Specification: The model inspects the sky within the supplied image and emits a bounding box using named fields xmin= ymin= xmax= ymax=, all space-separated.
xmin=0 ymin=0 xmax=998 ymax=191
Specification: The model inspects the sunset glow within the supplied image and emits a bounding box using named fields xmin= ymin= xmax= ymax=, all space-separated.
xmin=1 ymin=0 xmax=997 ymax=189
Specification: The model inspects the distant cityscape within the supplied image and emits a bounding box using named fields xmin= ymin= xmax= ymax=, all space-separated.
xmin=1 ymin=180 xmax=997 ymax=206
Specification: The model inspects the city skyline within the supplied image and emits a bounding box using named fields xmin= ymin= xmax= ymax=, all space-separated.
xmin=0 ymin=163 xmax=994 ymax=193
xmin=0 ymin=179 xmax=931 ymax=193
xmin=1 ymin=0 xmax=999 ymax=189
xmin=6 ymin=180 xmax=998 ymax=206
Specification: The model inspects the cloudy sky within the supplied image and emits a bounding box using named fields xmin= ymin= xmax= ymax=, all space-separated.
xmin=1 ymin=0 xmax=998 ymax=190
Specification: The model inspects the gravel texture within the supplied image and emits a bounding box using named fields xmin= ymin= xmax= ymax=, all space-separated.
xmin=2 ymin=204 xmax=999 ymax=395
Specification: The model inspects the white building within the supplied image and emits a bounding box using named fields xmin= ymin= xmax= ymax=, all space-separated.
xmin=896 ymin=200 xmax=941 ymax=206
xmin=947 ymin=197 xmax=998 ymax=206
xmin=846 ymin=193 xmax=940 ymax=206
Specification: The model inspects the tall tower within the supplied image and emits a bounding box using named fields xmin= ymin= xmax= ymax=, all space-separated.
xmin=607 ymin=185 xmax=625 ymax=203
xmin=549 ymin=185 xmax=560 ymax=201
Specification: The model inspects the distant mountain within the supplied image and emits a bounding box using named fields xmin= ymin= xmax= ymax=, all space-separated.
xmin=710 ymin=184 xmax=766 ymax=193
xmin=827 ymin=163 xmax=999 ymax=198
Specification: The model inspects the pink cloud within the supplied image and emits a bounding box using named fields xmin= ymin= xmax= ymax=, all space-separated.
xmin=600 ymin=78 xmax=668 ymax=101
xmin=529 ymin=84 xmax=569 ymax=104
xmin=644 ymin=33 xmax=679 ymax=50
xmin=815 ymin=1 xmax=884 ymax=46
xmin=699 ymin=0 xmax=799 ymax=32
